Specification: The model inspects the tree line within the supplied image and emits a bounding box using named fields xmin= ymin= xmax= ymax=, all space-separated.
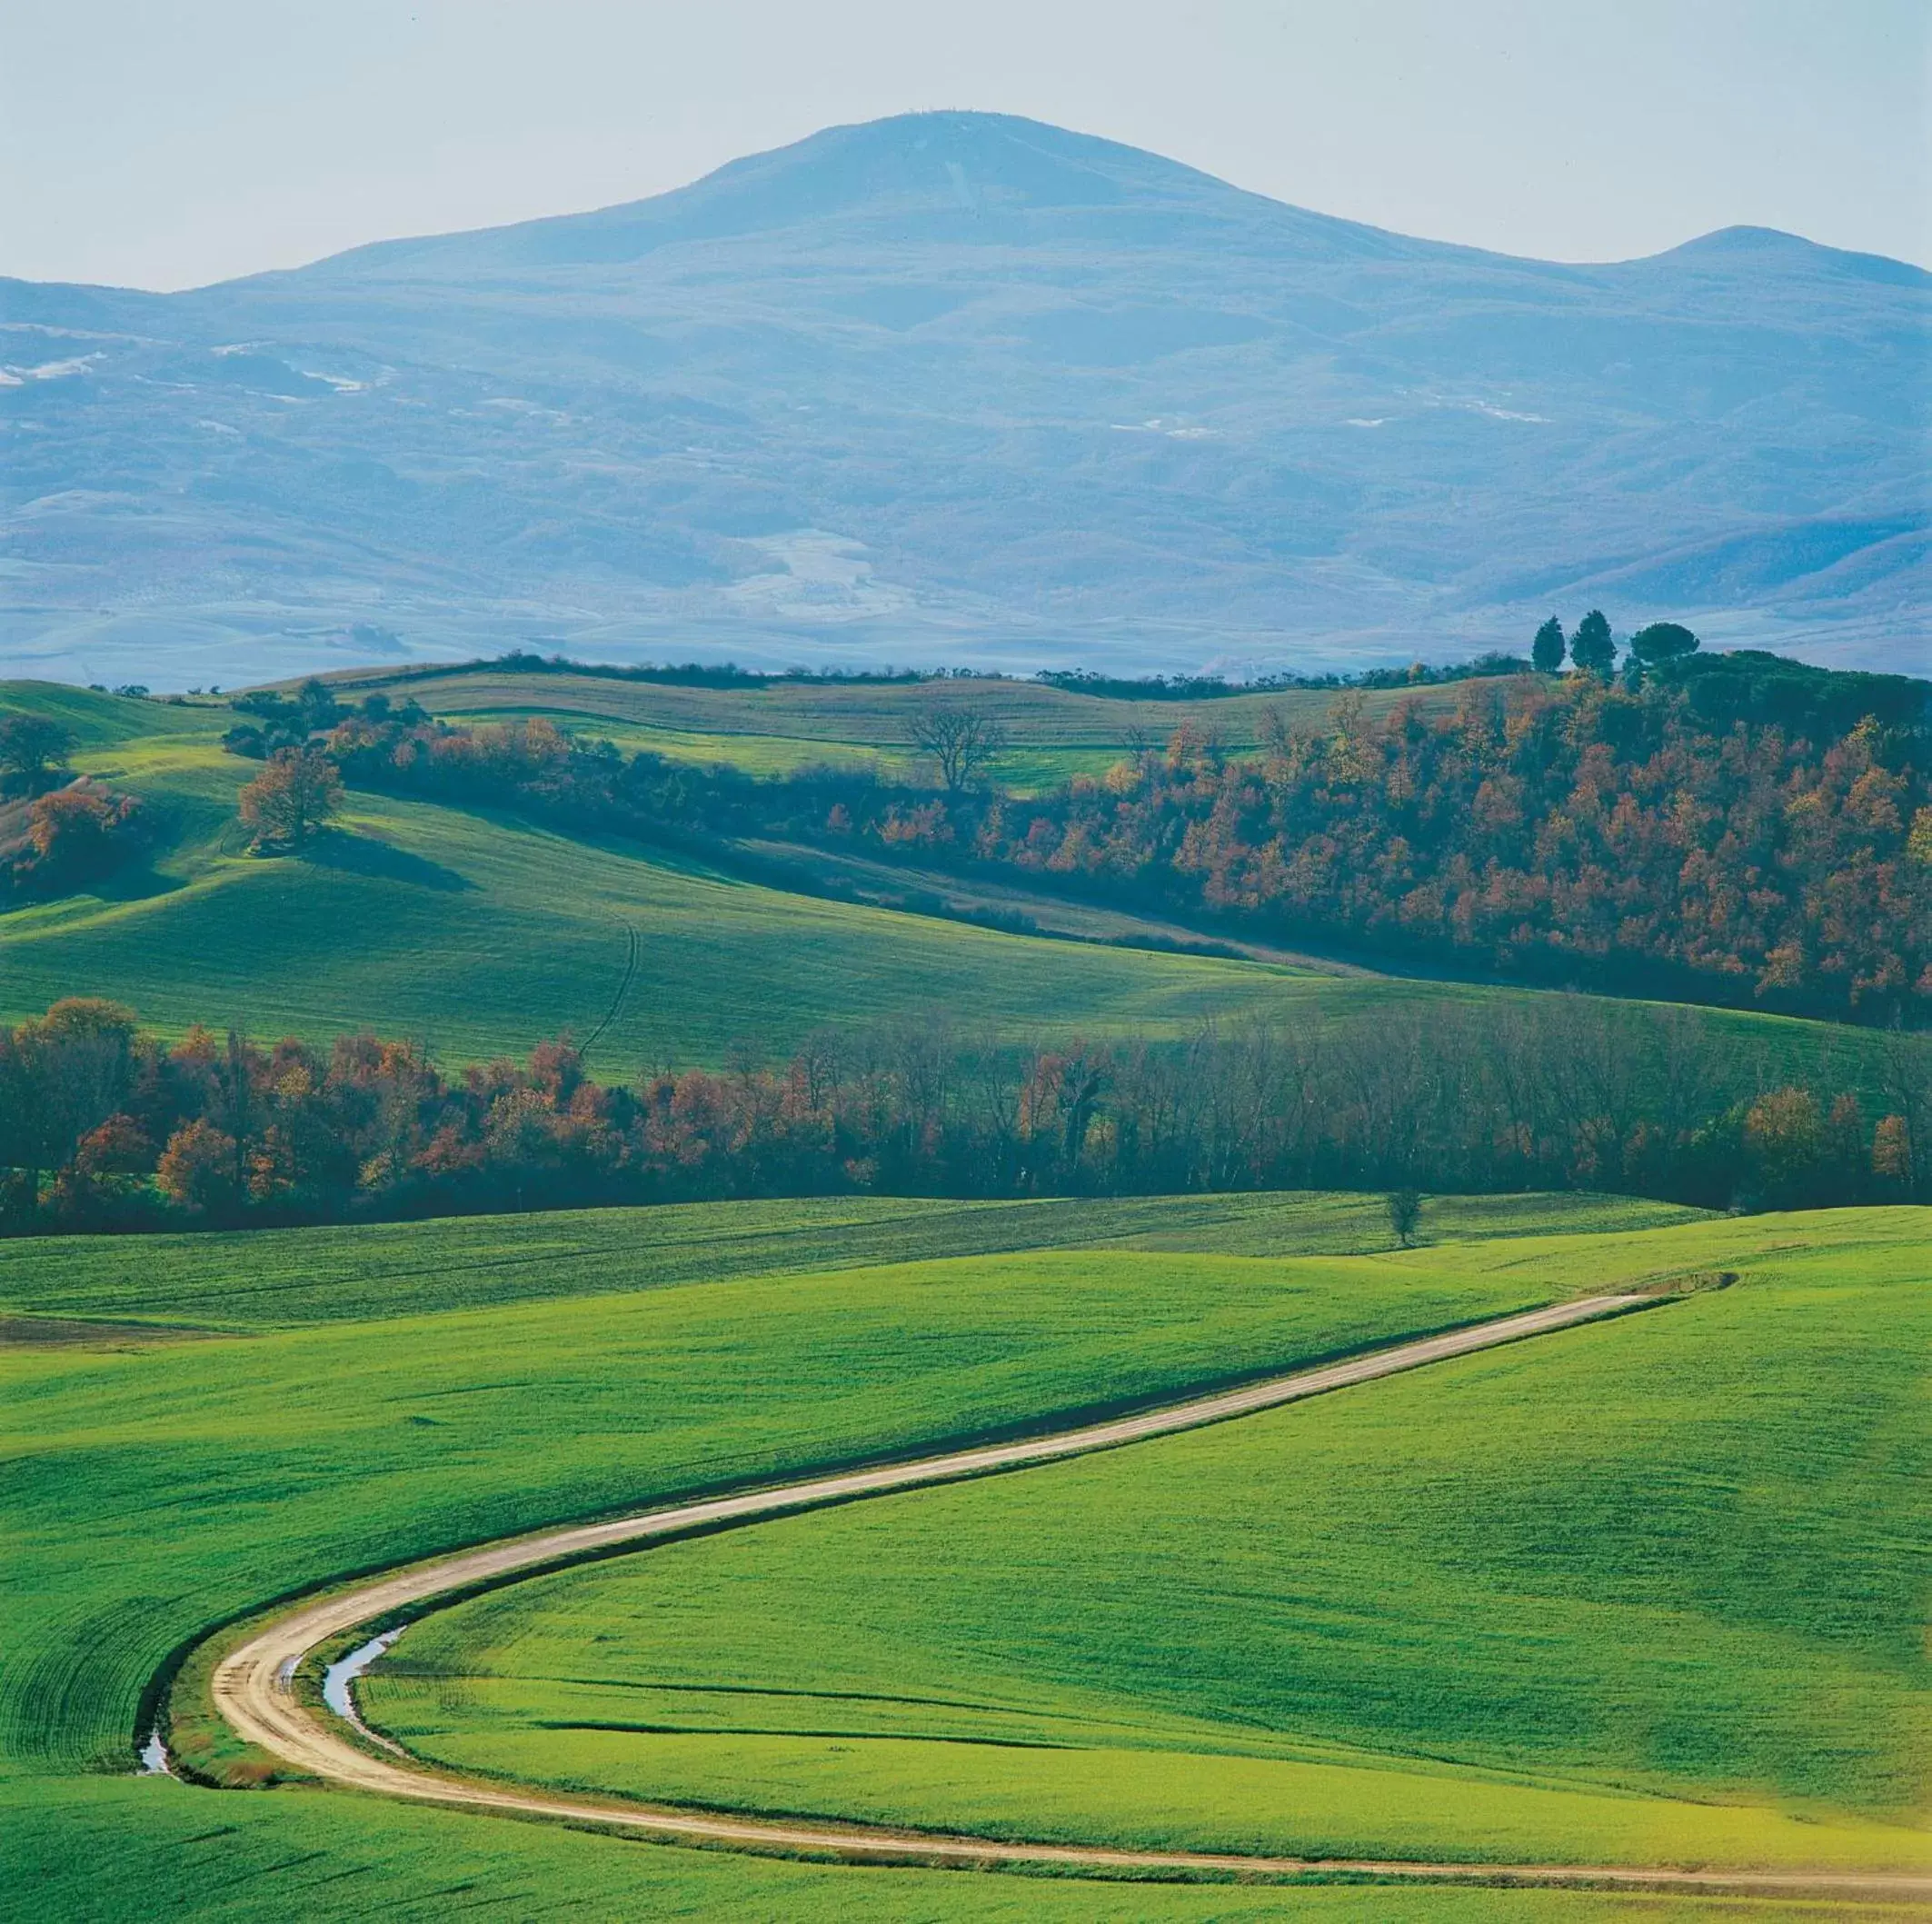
xmin=971 ymin=674 xmax=1927 ymax=1020
xmin=3 ymin=994 xmax=1924 ymax=1237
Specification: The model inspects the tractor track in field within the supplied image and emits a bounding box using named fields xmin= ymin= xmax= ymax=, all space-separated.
xmin=196 ymin=1291 xmax=1930 ymax=1902
xmin=578 ymin=920 xmax=639 ymax=1063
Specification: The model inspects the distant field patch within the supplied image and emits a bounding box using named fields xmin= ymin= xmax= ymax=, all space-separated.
xmin=386 ymin=667 xmax=1454 ymax=793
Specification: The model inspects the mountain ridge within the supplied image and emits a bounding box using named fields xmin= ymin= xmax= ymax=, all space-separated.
xmin=83 ymin=115 xmax=1932 ymax=294
xmin=2 ymin=110 xmax=1924 ymax=687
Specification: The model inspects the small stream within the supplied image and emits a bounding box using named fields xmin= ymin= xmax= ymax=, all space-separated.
xmin=137 ymin=1626 xmax=408 ymax=1778
xmin=322 ymin=1624 xmax=409 ymax=1749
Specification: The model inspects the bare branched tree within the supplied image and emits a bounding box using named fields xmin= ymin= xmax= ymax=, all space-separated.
xmin=909 ymin=704 xmax=1010 ymax=793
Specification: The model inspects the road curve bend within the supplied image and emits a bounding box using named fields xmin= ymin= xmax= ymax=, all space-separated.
xmin=203 ymin=1292 xmax=1930 ymax=1901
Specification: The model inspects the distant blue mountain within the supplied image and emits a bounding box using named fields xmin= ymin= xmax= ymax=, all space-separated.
xmin=2 ymin=112 xmax=1925 ymax=686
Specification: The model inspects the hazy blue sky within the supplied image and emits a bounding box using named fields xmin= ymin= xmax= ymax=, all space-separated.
xmin=5 ymin=0 xmax=1927 ymax=289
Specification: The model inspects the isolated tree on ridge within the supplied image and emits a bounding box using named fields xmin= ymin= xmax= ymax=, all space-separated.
xmin=1531 ymin=617 xmax=1566 ymax=674
xmin=1569 ymin=610 xmax=1617 ymax=679
xmin=239 ymin=748 xmax=343 ymax=851
xmin=910 ymin=704 xmax=1010 ymax=793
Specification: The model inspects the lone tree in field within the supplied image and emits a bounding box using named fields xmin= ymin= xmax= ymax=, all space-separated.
xmin=1569 ymin=609 xmax=1617 ymax=680
xmin=909 ymin=704 xmax=1010 ymax=793
xmin=239 ymin=747 xmax=342 ymax=851
xmin=1531 ymin=616 xmax=1566 ymax=674
xmin=0 ymin=714 xmax=75 ymax=797
xmin=1387 ymin=1187 xmax=1422 ymax=1248
xmin=1628 ymin=621 xmax=1700 ymax=666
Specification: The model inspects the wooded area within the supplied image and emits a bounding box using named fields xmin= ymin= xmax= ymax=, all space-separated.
xmin=3 ymin=992 xmax=1923 ymax=1235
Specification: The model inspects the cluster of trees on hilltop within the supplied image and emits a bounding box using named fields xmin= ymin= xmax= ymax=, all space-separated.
xmin=293 ymin=657 xmax=1930 ymax=1023
xmin=1531 ymin=610 xmax=1695 ymax=682
xmin=3 ymin=996 xmax=1925 ymax=1237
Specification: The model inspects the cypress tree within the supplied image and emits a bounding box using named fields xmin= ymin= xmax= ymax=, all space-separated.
xmin=1570 ymin=609 xmax=1616 ymax=678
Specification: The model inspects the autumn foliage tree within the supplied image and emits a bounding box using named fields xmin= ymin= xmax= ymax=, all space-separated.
xmin=3 ymin=783 xmax=149 ymax=901
xmin=239 ymin=747 xmax=342 ymax=850
xmin=154 ymin=1118 xmax=242 ymax=1214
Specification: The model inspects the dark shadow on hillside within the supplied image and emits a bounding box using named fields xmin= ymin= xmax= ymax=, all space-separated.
xmin=88 ymin=864 xmax=189 ymax=905
xmin=300 ymin=830 xmax=473 ymax=892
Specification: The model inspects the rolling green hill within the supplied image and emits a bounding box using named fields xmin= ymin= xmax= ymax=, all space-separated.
xmin=0 ymin=681 xmax=1331 ymax=1062
xmin=2 ymin=682 xmax=1916 ymax=1125
xmin=365 ymin=1210 xmax=1929 ymax=1877
xmin=6 ymin=1191 xmax=1669 ymax=1779
xmin=3 ymin=1188 xmax=1830 ymax=1924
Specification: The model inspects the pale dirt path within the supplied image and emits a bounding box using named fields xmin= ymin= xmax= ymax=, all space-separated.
xmin=205 ymin=1293 xmax=1931 ymax=1900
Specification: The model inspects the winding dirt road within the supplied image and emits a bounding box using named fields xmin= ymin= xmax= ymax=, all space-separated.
xmin=204 ymin=1292 xmax=1931 ymax=1899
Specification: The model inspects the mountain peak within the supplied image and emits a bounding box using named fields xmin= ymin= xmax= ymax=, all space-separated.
xmin=7 ymin=115 xmax=1924 ymax=686
xmin=306 ymin=110 xmax=1402 ymax=280
xmin=704 ymin=110 xmax=1227 ymax=211
xmin=1645 ymin=224 xmax=1930 ymax=286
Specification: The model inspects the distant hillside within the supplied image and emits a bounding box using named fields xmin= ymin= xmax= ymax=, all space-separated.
xmin=2 ymin=111 xmax=1926 ymax=689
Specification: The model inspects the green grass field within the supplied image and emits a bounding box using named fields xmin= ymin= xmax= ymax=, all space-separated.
xmin=0 ymin=1188 xmax=1700 ymax=1329
xmin=15 ymin=1190 xmax=1904 ymax=1922
xmin=6 ymin=1194 xmax=1650 ymax=1777
xmin=363 ymin=1210 xmax=1929 ymax=1879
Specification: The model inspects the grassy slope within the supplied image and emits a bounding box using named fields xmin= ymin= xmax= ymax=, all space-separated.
xmin=366 ymin=1211 xmax=1930 ymax=1876
xmin=0 ymin=1189 xmax=1700 ymax=1329
xmin=0 ymin=683 xmax=1330 ymax=1062
xmin=0 ymin=683 xmax=1913 ymax=1112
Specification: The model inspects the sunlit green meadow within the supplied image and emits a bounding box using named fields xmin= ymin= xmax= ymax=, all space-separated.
xmin=366 ymin=1214 xmax=1929 ymax=1875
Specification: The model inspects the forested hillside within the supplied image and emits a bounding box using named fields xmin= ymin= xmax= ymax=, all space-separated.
xmin=300 ymin=651 xmax=1930 ymax=1022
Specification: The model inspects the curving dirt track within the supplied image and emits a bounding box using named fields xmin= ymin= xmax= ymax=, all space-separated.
xmin=204 ymin=1292 xmax=1932 ymax=1900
